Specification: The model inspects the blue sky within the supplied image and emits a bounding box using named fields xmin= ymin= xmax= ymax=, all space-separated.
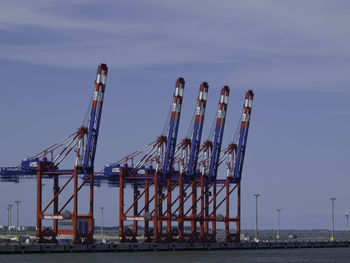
xmin=0 ymin=0 xmax=350 ymax=230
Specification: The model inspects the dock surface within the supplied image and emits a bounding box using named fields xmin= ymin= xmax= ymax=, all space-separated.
xmin=0 ymin=240 xmax=350 ymax=254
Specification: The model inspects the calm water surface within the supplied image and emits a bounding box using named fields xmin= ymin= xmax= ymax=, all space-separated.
xmin=0 ymin=248 xmax=350 ymax=263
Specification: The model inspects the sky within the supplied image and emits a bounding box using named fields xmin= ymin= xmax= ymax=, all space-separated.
xmin=0 ymin=0 xmax=350 ymax=231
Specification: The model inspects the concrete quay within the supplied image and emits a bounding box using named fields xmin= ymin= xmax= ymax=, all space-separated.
xmin=0 ymin=240 xmax=349 ymax=254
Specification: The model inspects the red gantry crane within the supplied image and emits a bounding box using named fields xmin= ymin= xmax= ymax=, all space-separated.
xmin=102 ymin=80 xmax=254 ymax=243
xmin=1 ymin=63 xmax=108 ymax=244
xmin=1 ymin=71 xmax=254 ymax=245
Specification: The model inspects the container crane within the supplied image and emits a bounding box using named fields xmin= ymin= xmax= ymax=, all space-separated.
xmin=1 ymin=63 xmax=108 ymax=244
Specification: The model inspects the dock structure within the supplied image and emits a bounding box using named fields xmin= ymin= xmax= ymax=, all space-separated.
xmin=0 ymin=240 xmax=350 ymax=254
xmin=0 ymin=67 xmax=254 ymax=244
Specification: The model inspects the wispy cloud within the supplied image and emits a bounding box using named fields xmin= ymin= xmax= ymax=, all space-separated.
xmin=0 ymin=0 xmax=350 ymax=92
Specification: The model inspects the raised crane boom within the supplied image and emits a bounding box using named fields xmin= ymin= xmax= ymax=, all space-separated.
xmin=162 ymin=78 xmax=185 ymax=176
xmin=83 ymin=64 xmax=108 ymax=172
xmin=233 ymin=90 xmax=254 ymax=180
xmin=187 ymin=82 xmax=208 ymax=177
xmin=0 ymin=63 xmax=108 ymax=183
xmin=208 ymin=86 xmax=230 ymax=180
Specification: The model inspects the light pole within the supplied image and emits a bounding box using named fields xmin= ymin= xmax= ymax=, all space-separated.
xmin=8 ymin=204 xmax=14 ymax=237
xmin=6 ymin=206 xmax=10 ymax=236
xmin=330 ymin=197 xmax=336 ymax=241
xmin=345 ymin=212 xmax=349 ymax=231
xmin=254 ymin=194 xmax=260 ymax=242
xmin=14 ymin=201 xmax=21 ymax=235
xmin=276 ymin=209 xmax=282 ymax=239
xmin=100 ymin=207 xmax=105 ymax=237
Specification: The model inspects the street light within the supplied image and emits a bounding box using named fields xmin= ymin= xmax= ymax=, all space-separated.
xmin=8 ymin=204 xmax=14 ymax=237
xmin=330 ymin=197 xmax=336 ymax=241
xmin=6 ymin=206 xmax=10 ymax=236
xmin=276 ymin=209 xmax=282 ymax=239
xmin=253 ymin=194 xmax=260 ymax=242
xmin=100 ymin=207 xmax=106 ymax=237
xmin=345 ymin=212 xmax=349 ymax=231
xmin=14 ymin=201 xmax=21 ymax=235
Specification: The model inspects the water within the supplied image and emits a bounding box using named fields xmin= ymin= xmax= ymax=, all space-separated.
xmin=0 ymin=248 xmax=350 ymax=263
